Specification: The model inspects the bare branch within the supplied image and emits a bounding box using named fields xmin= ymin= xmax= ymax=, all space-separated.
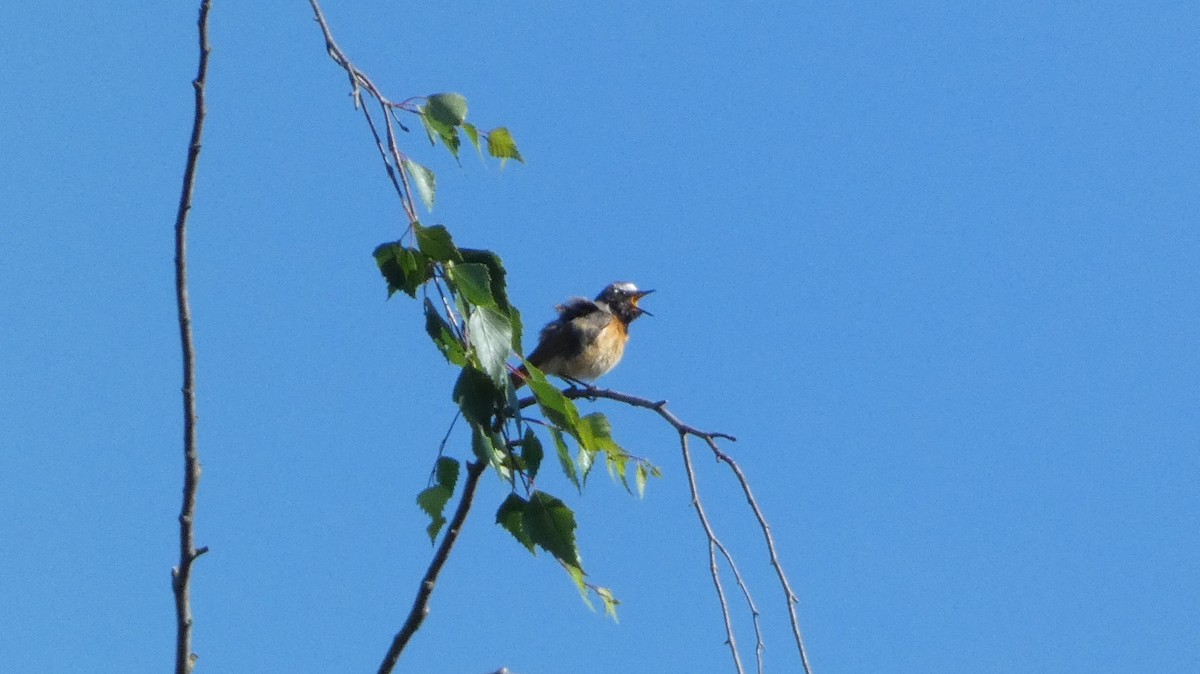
xmin=679 ymin=433 xmax=745 ymax=674
xmin=307 ymin=0 xmax=422 ymax=228
xmin=701 ymin=435 xmax=815 ymax=674
xmin=377 ymin=460 xmax=488 ymax=674
xmin=171 ymin=1 xmax=212 ymax=672
xmin=521 ymin=384 xmax=812 ymax=673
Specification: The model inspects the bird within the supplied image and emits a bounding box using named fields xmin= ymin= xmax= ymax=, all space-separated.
xmin=511 ymin=281 xmax=653 ymax=388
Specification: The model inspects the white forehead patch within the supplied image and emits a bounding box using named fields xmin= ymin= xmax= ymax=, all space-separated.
xmin=611 ymin=281 xmax=639 ymax=293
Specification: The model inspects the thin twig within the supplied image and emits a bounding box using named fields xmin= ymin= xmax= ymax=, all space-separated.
xmin=709 ymin=512 xmax=766 ymax=673
xmin=521 ymin=385 xmax=809 ymax=673
xmin=702 ymin=436 xmax=815 ymax=674
xmin=172 ymin=2 xmax=213 ymax=672
xmin=559 ymin=387 xmax=737 ymax=442
xmin=377 ymin=461 xmax=488 ymax=674
xmin=308 ymin=0 xmax=422 ymax=228
xmin=358 ymin=102 xmax=408 ymax=204
xmin=679 ymin=433 xmax=745 ymax=674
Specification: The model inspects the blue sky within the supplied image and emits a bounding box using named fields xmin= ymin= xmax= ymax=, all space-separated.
xmin=2 ymin=1 xmax=1198 ymax=672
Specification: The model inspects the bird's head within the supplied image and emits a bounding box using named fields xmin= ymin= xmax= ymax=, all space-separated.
xmin=596 ymin=281 xmax=654 ymax=323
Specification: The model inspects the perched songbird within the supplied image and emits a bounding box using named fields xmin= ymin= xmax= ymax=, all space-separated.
xmin=513 ymin=281 xmax=654 ymax=387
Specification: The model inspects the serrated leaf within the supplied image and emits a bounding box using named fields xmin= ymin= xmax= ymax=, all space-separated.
xmin=525 ymin=366 xmax=582 ymax=436
xmin=423 ymin=298 xmax=466 ymax=365
xmin=549 ymin=427 xmax=579 ymax=491
xmin=435 ymin=456 xmax=459 ymax=490
xmin=577 ymin=412 xmax=623 ymax=485
xmin=457 ymin=248 xmax=511 ymax=310
xmin=419 ymin=109 xmax=461 ymax=158
xmin=471 ymin=422 xmax=511 ymax=482
xmin=496 ymin=493 xmax=534 ymax=552
xmin=467 ymin=305 xmax=513 ymax=387
xmin=577 ymin=444 xmax=595 ymax=483
xmin=507 ymin=305 xmax=523 ymax=355
xmin=403 ymin=158 xmax=437 ymax=211
xmin=487 ymin=127 xmax=524 ymax=165
xmin=579 ymin=413 xmax=621 ymax=454
xmin=419 ymin=110 xmax=440 ymax=146
xmin=462 ymin=122 xmax=481 ymax=153
xmin=452 ymin=366 xmax=501 ymax=425
xmin=416 ymin=485 xmax=452 ymax=543
xmin=414 ymin=223 xmax=460 ymax=262
xmin=426 ymin=92 xmax=468 ymax=126
xmin=606 ymin=451 xmax=632 ymax=493
xmin=447 ymin=263 xmax=496 ymax=309
xmin=595 ymin=586 xmax=620 ymax=622
xmin=524 ymin=491 xmax=580 ymax=568
xmin=565 ymin=560 xmax=591 ymax=607
xmin=521 ymin=428 xmax=544 ymax=480
xmin=373 ymin=242 xmax=430 ymax=297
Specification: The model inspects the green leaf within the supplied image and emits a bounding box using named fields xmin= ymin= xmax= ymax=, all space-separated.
xmin=635 ymin=464 xmax=647 ymax=498
xmin=525 ymin=366 xmax=582 ymax=436
xmin=579 ymin=412 xmax=620 ymax=454
xmin=426 ymin=92 xmax=469 ymax=126
xmin=549 ymin=427 xmax=579 ymax=491
xmin=420 ymin=110 xmax=461 ymax=158
xmin=524 ymin=491 xmax=581 ymax=568
xmin=373 ymin=242 xmax=430 ymax=298
xmin=447 ymin=263 xmax=496 ymax=309
xmin=414 ymin=223 xmax=461 ymax=262
xmin=457 ymin=248 xmax=512 ymax=310
xmin=577 ymin=443 xmax=595 ymax=482
xmin=462 ymin=122 xmax=481 ymax=153
xmin=605 ymin=451 xmax=631 ymax=491
xmin=457 ymin=248 xmax=521 ymax=349
xmin=423 ymin=298 xmax=466 ymax=365
xmin=467 ymin=305 xmax=514 ymax=387
xmin=403 ymin=159 xmax=437 ymax=212
xmin=507 ymin=305 xmax=523 ymax=355
xmin=496 ymin=493 xmax=534 ymax=552
xmin=472 ymin=423 xmax=510 ymax=482
xmin=452 ymin=366 xmax=501 ymax=426
xmin=486 ymin=127 xmax=525 ymax=165
xmin=565 ymin=561 xmax=591 ymax=606
xmin=521 ymin=428 xmax=544 ymax=480
xmin=435 ymin=456 xmax=459 ymax=490
xmin=416 ymin=485 xmax=452 ymax=543
xmin=595 ymin=586 xmax=620 ymax=622
xmin=577 ymin=412 xmax=630 ymax=486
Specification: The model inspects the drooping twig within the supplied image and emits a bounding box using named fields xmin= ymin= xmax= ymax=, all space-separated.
xmin=377 ymin=461 xmax=487 ymax=674
xmin=522 ymin=385 xmax=810 ymax=674
xmin=702 ymin=435 xmax=815 ymax=674
xmin=307 ymin=0 xmax=422 ymax=227
xmin=172 ymin=2 xmax=213 ymax=672
xmin=678 ymin=432 xmax=745 ymax=674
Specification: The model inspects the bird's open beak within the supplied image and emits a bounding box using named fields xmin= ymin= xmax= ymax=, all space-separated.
xmin=632 ymin=289 xmax=654 ymax=316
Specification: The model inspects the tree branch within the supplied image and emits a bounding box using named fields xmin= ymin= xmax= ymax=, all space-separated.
xmin=557 ymin=386 xmax=737 ymax=442
xmin=521 ymin=385 xmax=812 ymax=674
xmin=307 ymin=0 xmax=422 ymax=227
xmin=172 ymin=2 xmax=212 ymax=672
xmin=679 ymin=433 xmax=746 ymax=674
xmin=701 ymin=434 xmax=815 ymax=674
xmin=377 ymin=460 xmax=488 ymax=674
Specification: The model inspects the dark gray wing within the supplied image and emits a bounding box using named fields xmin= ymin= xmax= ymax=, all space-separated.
xmin=527 ymin=298 xmax=608 ymax=367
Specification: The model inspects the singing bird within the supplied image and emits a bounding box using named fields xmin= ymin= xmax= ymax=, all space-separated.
xmin=512 ymin=281 xmax=653 ymax=387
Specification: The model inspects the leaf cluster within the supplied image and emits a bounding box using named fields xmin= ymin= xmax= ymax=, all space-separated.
xmin=404 ymin=92 xmax=524 ymax=212
xmin=369 ymin=105 xmax=658 ymax=614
